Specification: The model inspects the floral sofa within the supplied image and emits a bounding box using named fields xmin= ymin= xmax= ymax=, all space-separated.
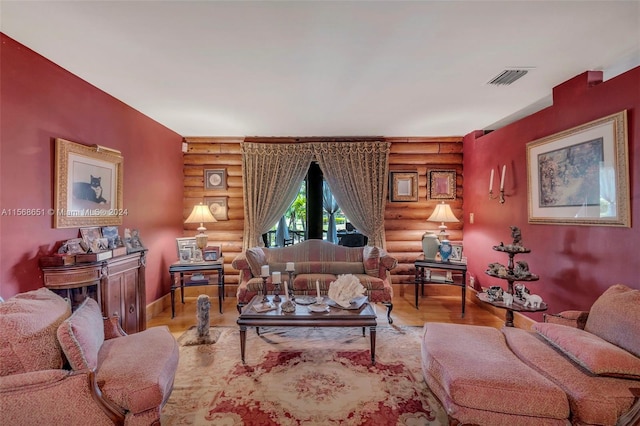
xmin=0 ymin=288 xmax=179 ymax=425
xmin=232 ymin=239 xmax=397 ymax=322
xmin=421 ymin=284 xmax=640 ymax=425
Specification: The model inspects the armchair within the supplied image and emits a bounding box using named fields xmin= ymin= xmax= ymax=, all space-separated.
xmin=0 ymin=288 xmax=179 ymax=425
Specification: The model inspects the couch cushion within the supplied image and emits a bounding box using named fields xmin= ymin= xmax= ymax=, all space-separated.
xmin=0 ymin=288 xmax=71 ymax=376
xmin=97 ymin=326 xmax=179 ymax=414
xmin=503 ymin=326 xmax=638 ymax=426
xmin=245 ymin=247 xmax=267 ymax=277
xmin=422 ymin=323 xmax=568 ymax=420
xmin=584 ymin=284 xmax=640 ymax=357
xmin=57 ymin=298 xmax=105 ymax=370
xmin=533 ymin=322 xmax=640 ymax=379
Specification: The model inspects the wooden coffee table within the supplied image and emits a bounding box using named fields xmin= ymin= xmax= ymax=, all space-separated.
xmin=237 ymin=295 xmax=378 ymax=364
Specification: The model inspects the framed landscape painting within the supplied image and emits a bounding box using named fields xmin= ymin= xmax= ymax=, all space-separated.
xmin=526 ymin=111 xmax=629 ymax=227
xmin=54 ymin=138 xmax=124 ymax=228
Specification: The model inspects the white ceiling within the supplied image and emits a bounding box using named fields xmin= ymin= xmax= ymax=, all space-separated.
xmin=2 ymin=1 xmax=639 ymax=137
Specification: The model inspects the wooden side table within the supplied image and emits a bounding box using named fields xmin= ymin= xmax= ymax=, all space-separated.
xmin=414 ymin=257 xmax=467 ymax=317
xmin=169 ymin=258 xmax=225 ymax=318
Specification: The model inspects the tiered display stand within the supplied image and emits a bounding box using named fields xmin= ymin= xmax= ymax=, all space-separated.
xmin=477 ymin=227 xmax=547 ymax=327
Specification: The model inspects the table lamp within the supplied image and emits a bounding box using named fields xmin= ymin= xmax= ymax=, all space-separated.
xmin=427 ymin=201 xmax=459 ymax=241
xmin=185 ymin=202 xmax=217 ymax=250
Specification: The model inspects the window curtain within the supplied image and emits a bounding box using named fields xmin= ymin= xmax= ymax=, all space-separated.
xmin=322 ymin=181 xmax=340 ymax=244
xmin=314 ymin=142 xmax=390 ymax=248
xmin=241 ymin=143 xmax=313 ymax=249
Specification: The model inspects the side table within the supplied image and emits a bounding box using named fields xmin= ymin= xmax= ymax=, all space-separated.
xmin=169 ymin=258 xmax=224 ymax=318
xmin=414 ymin=257 xmax=467 ymax=317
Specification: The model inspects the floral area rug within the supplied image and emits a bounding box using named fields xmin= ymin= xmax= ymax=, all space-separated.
xmin=161 ymin=326 xmax=447 ymax=425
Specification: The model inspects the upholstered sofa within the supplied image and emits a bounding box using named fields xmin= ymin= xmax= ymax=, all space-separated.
xmin=232 ymin=239 xmax=397 ymax=322
xmin=421 ymin=284 xmax=640 ymax=425
xmin=0 ymin=288 xmax=179 ymax=425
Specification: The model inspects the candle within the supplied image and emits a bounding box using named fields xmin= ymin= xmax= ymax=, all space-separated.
xmin=316 ymin=280 xmax=321 ymax=298
xmin=272 ymin=271 xmax=281 ymax=283
xmin=261 ymin=265 xmax=269 ymax=277
xmin=283 ymin=280 xmax=289 ymax=298
xmin=500 ymin=165 xmax=506 ymax=190
xmin=489 ymin=169 xmax=494 ymax=192
xmin=286 ymin=262 xmax=295 ymax=272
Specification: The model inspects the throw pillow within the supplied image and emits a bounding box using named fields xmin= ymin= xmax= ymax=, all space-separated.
xmin=362 ymin=246 xmax=380 ymax=277
xmin=245 ymin=247 xmax=267 ymax=277
xmin=0 ymin=288 xmax=70 ymax=375
xmin=533 ymin=322 xmax=640 ymax=379
xmin=57 ymin=298 xmax=105 ymax=370
xmin=584 ymin=284 xmax=640 ymax=357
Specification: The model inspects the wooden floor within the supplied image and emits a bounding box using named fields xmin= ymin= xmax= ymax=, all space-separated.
xmin=148 ymin=285 xmax=506 ymax=337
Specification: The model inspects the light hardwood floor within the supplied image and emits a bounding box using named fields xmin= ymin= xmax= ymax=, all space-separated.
xmin=147 ymin=285 xmax=506 ymax=337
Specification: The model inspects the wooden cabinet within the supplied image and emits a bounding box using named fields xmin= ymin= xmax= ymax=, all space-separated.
xmin=41 ymin=252 xmax=147 ymax=334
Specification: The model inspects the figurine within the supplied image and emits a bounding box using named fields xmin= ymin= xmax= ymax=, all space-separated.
xmin=514 ymin=261 xmax=531 ymax=278
xmin=196 ymin=295 xmax=211 ymax=342
xmin=522 ymin=293 xmax=543 ymax=308
xmin=502 ymin=292 xmax=514 ymax=306
xmin=510 ymin=225 xmax=522 ymax=246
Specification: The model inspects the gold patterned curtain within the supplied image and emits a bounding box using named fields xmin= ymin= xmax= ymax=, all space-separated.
xmin=241 ymin=143 xmax=313 ymax=249
xmin=313 ymin=142 xmax=390 ymax=248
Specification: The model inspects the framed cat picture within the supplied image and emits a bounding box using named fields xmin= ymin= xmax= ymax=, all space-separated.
xmin=54 ymin=138 xmax=124 ymax=228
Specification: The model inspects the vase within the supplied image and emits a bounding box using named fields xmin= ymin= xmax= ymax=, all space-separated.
xmin=439 ymin=239 xmax=453 ymax=262
xmin=422 ymin=232 xmax=440 ymax=260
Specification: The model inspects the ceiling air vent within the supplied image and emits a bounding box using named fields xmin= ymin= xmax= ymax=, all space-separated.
xmin=487 ymin=69 xmax=531 ymax=86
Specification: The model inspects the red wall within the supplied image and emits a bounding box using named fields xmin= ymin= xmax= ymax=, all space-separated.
xmin=0 ymin=34 xmax=184 ymax=303
xmin=463 ymin=68 xmax=639 ymax=320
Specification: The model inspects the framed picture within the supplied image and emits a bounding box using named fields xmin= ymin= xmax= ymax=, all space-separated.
xmin=80 ymin=226 xmax=104 ymax=253
xmin=203 ymin=245 xmax=220 ymax=261
xmin=179 ymin=249 xmax=192 ymax=264
xmin=124 ymin=228 xmax=145 ymax=253
xmin=389 ymin=171 xmax=418 ymax=202
xmin=54 ymin=138 xmax=124 ymax=228
xmin=101 ymin=226 xmax=120 ymax=249
xmin=176 ymin=237 xmax=197 ymax=260
xmin=204 ymin=169 xmax=227 ymax=190
xmin=204 ymin=196 xmax=229 ymax=221
xmin=65 ymin=238 xmax=86 ymax=255
xmin=450 ymin=243 xmax=463 ymax=262
xmin=428 ymin=170 xmax=456 ymax=200
xmin=527 ymin=110 xmax=630 ymax=227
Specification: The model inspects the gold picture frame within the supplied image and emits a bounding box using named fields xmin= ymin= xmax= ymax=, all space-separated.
xmin=204 ymin=196 xmax=229 ymax=221
xmin=428 ymin=170 xmax=456 ymax=200
xmin=527 ymin=110 xmax=630 ymax=227
xmin=389 ymin=171 xmax=418 ymax=202
xmin=54 ymin=138 xmax=124 ymax=228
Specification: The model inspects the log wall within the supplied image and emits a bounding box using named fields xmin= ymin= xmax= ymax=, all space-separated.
xmin=183 ymin=136 xmax=464 ymax=295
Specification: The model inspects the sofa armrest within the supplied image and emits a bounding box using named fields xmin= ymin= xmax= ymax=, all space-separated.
xmin=231 ymin=252 xmax=249 ymax=271
xmin=380 ymin=254 xmax=398 ymax=271
xmin=543 ymin=310 xmax=589 ymax=329
xmin=103 ymin=316 xmax=127 ymax=340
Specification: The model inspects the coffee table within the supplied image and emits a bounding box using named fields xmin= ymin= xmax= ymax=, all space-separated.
xmin=237 ymin=295 xmax=378 ymax=364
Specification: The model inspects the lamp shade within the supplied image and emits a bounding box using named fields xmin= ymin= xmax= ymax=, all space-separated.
xmin=185 ymin=203 xmax=217 ymax=229
xmin=427 ymin=202 xmax=459 ymax=224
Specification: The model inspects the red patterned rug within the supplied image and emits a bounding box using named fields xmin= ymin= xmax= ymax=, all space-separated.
xmin=161 ymin=326 xmax=447 ymax=425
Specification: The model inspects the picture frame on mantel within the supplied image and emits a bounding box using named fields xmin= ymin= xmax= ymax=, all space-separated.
xmin=389 ymin=171 xmax=418 ymax=202
xmin=54 ymin=138 xmax=124 ymax=228
xmin=527 ymin=110 xmax=630 ymax=227
xmin=204 ymin=168 xmax=227 ymax=190
xmin=428 ymin=169 xmax=456 ymax=200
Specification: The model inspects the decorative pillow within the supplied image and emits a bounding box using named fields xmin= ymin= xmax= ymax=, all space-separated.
xmin=57 ymin=298 xmax=105 ymax=371
xmin=533 ymin=322 xmax=640 ymax=379
xmin=362 ymin=246 xmax=380 ymax=277
xmin=584 ymin=284 xmax=640 ymax=357
xmin=245 ymin=247 xmax=267 ymax=277
xmin=0 ymin=288 xmax=71 ymax=375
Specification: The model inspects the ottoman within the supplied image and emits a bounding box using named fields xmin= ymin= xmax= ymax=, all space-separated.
xmin=421 ymin=322 xmax=570 ymax=425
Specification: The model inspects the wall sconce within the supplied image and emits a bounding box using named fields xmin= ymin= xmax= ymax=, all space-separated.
xmin=184 ymin=202 xmax=217 ymax=251
xmin=489 ymin=165 xmax=506 ymax=204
